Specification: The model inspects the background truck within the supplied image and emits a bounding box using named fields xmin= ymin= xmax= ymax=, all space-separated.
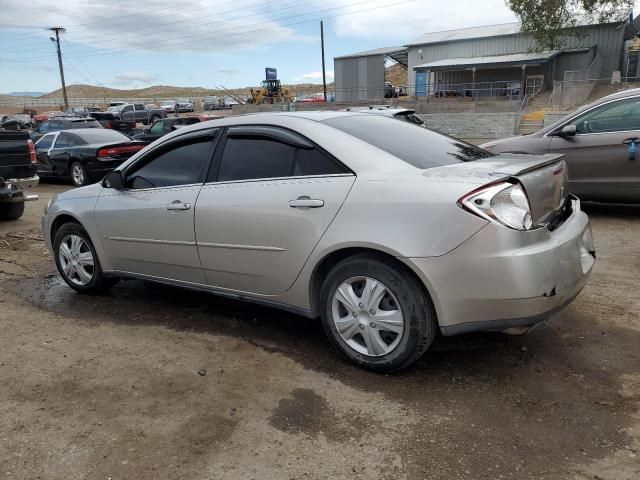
xmin=108 ymin=103 xmax=167 ymax=125
xmin=0 ymin=131 xmax=39 ymax=220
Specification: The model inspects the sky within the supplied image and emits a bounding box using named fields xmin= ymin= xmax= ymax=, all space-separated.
xmin=0 ymin=0 xmax=520 ymax=93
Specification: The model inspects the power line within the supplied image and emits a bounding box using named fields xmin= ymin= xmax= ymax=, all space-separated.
xmin=1 ymin=0 xmax=334 ymax=53
xmin=1 ymin=0 xmax=269 ymax=46
xmin=5 ymin=0 xmax=405 ymax=63
xmin=63 ymin=39 xmax=102 ymax=85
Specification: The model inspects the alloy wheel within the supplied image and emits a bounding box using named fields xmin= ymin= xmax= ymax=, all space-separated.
xmin=71 ymin=164 xmax=85 ymax=186
xmin=331 ymin=276 xmax=405 ymax=357
xmin=58 ymin=234 xmax=95 ymax=285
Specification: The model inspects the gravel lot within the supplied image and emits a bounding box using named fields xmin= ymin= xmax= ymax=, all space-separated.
xmin=0 ymin=183 xmax=639 ymax=480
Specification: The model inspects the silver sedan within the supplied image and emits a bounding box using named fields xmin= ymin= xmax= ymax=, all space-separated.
xmin=42 ymin=112 xmax=596 ymax=371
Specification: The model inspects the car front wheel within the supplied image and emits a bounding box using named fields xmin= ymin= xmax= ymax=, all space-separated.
xmin=320 ymin=254 xmax=436 ymax=372
xmin=53 ymin=223 xmax=110 ymax=293
xmin=70 ymin=162 xmax=88 ymax=186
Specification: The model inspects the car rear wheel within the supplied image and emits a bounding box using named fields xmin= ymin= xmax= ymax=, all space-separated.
xmin=320 ymin=254 xmax=436 ymax=372
xmin=53 ymin=223 xmax=110 ymax=293
xmin=0 ymin=196 xmax=25 ymax=221
xmin=70 ymin=162 xmax=88 ymax=186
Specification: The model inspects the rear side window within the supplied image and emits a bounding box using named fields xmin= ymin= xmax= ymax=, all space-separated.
xmin=134 ymin=104 xmax=145 ymax=110
xmin=126 ymin=136 xmax=214 ymax=189
xmin=323 ymin=116 xmax=493 ymax=168
xmin=218 ymin=138 xmax=295 ymax=181
xmin=36 ymin=134 xmax=55 ymax=150
xmin=215 ymin=136 xmax=347 ymax=182
xmin=55 ymin=133 xmax=70 ymax=148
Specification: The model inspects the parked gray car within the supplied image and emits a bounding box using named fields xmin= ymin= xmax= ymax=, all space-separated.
xmin=481 ymin=88 xmax=640 ymax=203
xmin=108 ymin=103 xmax=166 ymax=125
xmin=42 ymin=112 xmax=595 ymax=371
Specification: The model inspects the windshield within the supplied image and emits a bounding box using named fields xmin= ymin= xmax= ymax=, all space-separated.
xmin=161 ymin=101 xmax=175 ymax=106
xmin=323 ymin=115 xmax=494 ymax=169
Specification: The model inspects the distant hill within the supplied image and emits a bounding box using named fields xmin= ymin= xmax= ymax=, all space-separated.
xmin=5 ymin=91 xmax=45 ymax=97
xmin=40 ymin=82 xmax=334 ymax=100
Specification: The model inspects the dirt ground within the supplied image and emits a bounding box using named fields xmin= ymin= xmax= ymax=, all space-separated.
xmin=0 ymin=183 xmax=639 ymax=480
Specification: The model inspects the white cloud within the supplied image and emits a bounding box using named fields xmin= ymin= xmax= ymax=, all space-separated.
xmin=292 ymin=70 xmax=335 ymax=83
xmin=329 ymin=0 xmax=518 ymax=41
xmin=0 ymin=0 xmax=305 ymax=54
xmin=112 ymin=72 xmax=161 ymax=86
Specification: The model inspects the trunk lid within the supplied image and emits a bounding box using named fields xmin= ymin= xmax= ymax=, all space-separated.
xmin=423 ymin=153 xmax=568 ymax=225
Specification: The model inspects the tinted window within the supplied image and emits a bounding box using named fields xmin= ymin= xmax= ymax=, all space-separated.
xmin=126 ymin=137 xmax=213 ymax=189
xmin=36 ymin=134 xmax=55 ymax=150
xmin=76 ymin=129 xmax=131 ymax=144
xmin=70 ymin=119 xmax=101 ymax=129
xmin=324 ymin=116 xmax=492 ymax=168
xmin=55 ymin=133 xmax=70 ymax=148
xmin=38 ymin=121 xmax=49 ymax=133
xmin=48 ymin=120 xmax=63 ymax=130
xmin=122 ymin=105 xmax=134 ymax=113
xmin=149 ymin=121 xmax=164 ymax=135
xmin=293 ymin=148 xmax=347 ymax=176
xmin=218 ymin=138 xmax=296 ymax=181
xmin=134 ymin=104 xmax=145 ymax=110
xmin=573 ymin=97 xmax=640 ymax=134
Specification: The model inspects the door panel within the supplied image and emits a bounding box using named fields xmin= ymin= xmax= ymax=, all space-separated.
xmin=195 ymin=176 xmax=355 ymax=295
xmin=95 ymin=185 xmax=205 ymax=283
xmin=549 ymin=131 xmax=640 ymax=201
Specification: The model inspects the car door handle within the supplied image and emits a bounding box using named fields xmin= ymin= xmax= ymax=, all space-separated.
xmin=289 ymin=197 xmax=324 ymax=208
xmin=166 ymin=201 xmax=191 ymax=211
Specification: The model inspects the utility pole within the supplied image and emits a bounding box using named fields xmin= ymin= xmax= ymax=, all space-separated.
xmin=320 ymin=20 xmax=327 ymax=102
xmin=49 ymin=27 xmax=68 ymax=110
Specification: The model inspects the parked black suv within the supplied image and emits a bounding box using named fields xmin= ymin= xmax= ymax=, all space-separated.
xmin=31 ymin=117 xmax=102 ymax=142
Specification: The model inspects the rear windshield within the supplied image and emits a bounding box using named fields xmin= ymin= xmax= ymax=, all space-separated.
xmin=323 ymin=115 xmax=493 ymax=168
xmin=70 ymin=119 xmax=102 ymax=128
xmin=74 ymin=129 xmax=131 ymax=144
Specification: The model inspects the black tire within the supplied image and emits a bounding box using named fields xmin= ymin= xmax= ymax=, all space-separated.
xmin=0 ymin=197 xmax=25 ymax=221
xmin=53 ymin=222 xmax=112 ymax=293
xmin=70 ymin=161 xmax=88 ymax=186
xmin=320 ymin=254 xmax=436 ymax=372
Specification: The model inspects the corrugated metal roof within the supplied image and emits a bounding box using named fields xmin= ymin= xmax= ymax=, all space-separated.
xmin=334 ymin=46 xmax=406 ymax=59
xmin=407 ymin=22 xmax=522 ymax=46
xmin=413 ymin=51 xmax=559 ymax=70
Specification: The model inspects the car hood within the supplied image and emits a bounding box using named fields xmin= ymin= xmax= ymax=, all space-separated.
xmin=55 ymin=182 xmax=103 ymax=201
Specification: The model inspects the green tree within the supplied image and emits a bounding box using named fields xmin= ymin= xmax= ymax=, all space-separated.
xmin=506 ymin=0 xmax=635 ymax=50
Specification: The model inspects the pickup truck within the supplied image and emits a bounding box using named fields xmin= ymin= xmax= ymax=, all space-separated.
xmin=108 ymin=103 xmax=167 ymax=125
xmin=89 ymin=112 xmax=136 ymax=134
xmin=0 ymin=131 xmax=39 ymax=220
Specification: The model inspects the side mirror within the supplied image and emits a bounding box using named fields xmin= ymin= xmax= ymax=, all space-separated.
xmin=103 ymin=170 xmax=123 ymax=189
xmin=556 ymin=124 xmax=576 ymax=137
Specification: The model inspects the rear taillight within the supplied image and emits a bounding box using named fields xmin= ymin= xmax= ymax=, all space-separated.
xmin=105 ymin=121 xmax=112 ymax=129
xmin=27 ymin=140 xmax=36 ymax=164
xmin=97 ymin=145 xmax=144 ymax=157
xmin=458 ymin=181 xmax=534 ymax=231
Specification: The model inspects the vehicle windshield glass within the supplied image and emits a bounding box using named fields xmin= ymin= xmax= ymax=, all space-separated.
xmin=73 ymin=129 xmax=131 ymax=144
xmin=107 ymin=106 xmax=124 ymax=112
xmin=161 ymin=101 xmax=174 ymax=105
xmin=323 ymin=115 xmax=493 ymax=168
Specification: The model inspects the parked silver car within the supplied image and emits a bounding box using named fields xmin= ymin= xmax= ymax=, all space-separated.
xmin=481 ymin=88 xmax=640 ymax=203
xmin=42 ymin=112 xmax=595 ymax=371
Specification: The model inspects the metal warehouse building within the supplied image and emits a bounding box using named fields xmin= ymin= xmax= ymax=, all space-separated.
xmin=334 ymin=15 xmax=640 ymax=102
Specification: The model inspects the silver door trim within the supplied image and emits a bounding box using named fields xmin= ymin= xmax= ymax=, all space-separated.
xmin=197 ymin=242 xmax=286 ymax=252
xmin=106 ymin=236 xmax=196 ymax=246
xmin=203 ymin=173 xmax=355 ymax=187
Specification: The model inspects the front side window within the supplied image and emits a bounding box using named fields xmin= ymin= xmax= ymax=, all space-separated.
xmin=149 ymin=121 xmax=164 ymax=135
xmin=38 ymin=121 xmax=49 ymax=133
xmin=125 ymin=136 xmax=214 ymax=189
xmin=572 ymin=96 xmax=640 ymax=134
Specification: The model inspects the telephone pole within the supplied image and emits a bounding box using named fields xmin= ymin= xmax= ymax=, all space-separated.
xmin=320 ymin=21 xmax=327 ymax=102
xmin=49 ymin=27 xmax=68 ymax=110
